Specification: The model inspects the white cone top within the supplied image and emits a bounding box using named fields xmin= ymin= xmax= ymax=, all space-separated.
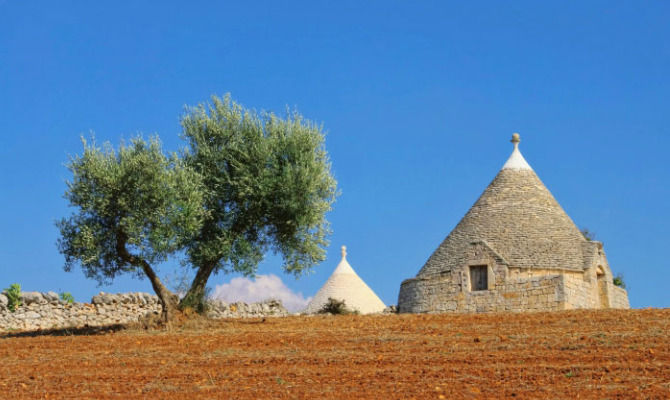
xmin=502 ymin=133 xmax=533 ymax=171
xmin=332 ymin=245 xmax=356 ymax=275
xmin=303 ymin=245 xmax=387 ymax=314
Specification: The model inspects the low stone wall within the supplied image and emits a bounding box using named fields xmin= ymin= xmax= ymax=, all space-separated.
xmin=0 ymin=291 xmax=289 ymax=333
xmin=205 ymin=299 xmax=289 ymax=319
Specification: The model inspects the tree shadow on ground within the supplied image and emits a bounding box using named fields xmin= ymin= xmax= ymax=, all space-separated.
xmin=1 ymin=324 xmax=127 ymax=338
xmin=1 ymin=315 xmax=275 ymax=338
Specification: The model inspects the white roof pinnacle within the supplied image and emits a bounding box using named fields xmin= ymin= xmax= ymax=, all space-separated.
xmin=502 ymin=133 xmax=533 ymax=171
xmin=303 ymin=245 xmax=387 ymax=314
xmin=332 ymin=245 xmax=356 ymax=275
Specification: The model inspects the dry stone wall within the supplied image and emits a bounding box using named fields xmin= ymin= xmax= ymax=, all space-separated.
xmin=418 ymin=169 xmax=589 ymax=277
xmin=205 ymin=299 xmax=289 ymax=319
xmin=563 ymin=272 xmax=599 ymax=309
xmin=611 ymin=286 xmax=630 ymax=309
xmin=398 ymin=140 xmax=631 ymax=314
xmin=399 ymin=269 xmax=630 ymax=314
xmin=399 ymin=273 xmax=567 ymax=313
xmin=0 ymin=291 xmax=288 ymax=333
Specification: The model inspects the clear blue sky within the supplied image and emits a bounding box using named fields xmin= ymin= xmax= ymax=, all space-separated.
xmin=1 ymin=1 xmax=668 ymax=309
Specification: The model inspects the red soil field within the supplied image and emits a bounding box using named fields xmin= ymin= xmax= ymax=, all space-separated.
xmin=1 ymin=309 xmax=668 ymax=399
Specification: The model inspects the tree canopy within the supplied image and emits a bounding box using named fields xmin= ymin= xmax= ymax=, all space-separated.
xmin=57 ymin=94 xmax=338 ymax=319
xmin=179 ymin=95 xmax=338 ymax=309
xmin=57 ymin=136 xmax=204 ymax=320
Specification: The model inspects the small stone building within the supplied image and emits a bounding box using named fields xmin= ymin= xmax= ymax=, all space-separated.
xmin=304 ymin=246 xmax=386 ymax=314
xmin=398 ymin=134 xmax=629 ymax=313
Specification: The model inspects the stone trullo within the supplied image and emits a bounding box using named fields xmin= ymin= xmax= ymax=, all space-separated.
xmin=398 ymin=134 xmax=629 ymax=313
xmin=304 ymin=246 xmax=386 ymax=314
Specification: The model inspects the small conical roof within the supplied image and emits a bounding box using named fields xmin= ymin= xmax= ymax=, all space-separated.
xmin=418 ymin=134 xmax=588 ymax=276
xmin=304 ymin=246 xmax=386 ymax=314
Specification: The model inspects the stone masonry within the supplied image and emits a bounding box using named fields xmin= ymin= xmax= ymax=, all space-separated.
xmin=398 ymin=134 xmax=630 ymax=313
xmin=0 ymin=291 xmax=289 ymax=333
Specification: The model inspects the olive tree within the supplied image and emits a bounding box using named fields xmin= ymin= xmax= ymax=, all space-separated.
xmin=178 ymin=95 xmax=338 ymax=310
xmin=57 ymin=136 xmax=204 ymax=321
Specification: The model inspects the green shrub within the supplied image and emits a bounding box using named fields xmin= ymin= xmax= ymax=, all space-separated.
xmin=60 ymin=292 xmax=75 ymax=304
xmin=4 ymin=283 xmax=21 ymax=312
xmin=318 ymin=298 xmax=359 ymax=315
xmin=580 ymin=228 xmax=596 ymax=241
xmin=613 ymin=274 xmax=626 ymax=289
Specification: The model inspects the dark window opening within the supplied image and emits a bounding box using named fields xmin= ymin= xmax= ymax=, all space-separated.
xmin=470 ymin=265 xmax=488 ymax=291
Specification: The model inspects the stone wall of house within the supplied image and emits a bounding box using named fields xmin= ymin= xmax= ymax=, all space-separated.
xmin=561 ymin=270 xmax=630 ymax=310
xmin=398 ymin=273 xmax=568 ymax=313
xmin=611 ymin=286 xmax=630 ymax=309
xmin=0 ymin=291 xmax=289 ymax=333
xmin=562 ymin=271 xmax=598 ymax=309
xmin=399 ymin=268 xmax=630 ymax=313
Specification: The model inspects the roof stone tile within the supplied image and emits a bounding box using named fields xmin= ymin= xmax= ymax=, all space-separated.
xmin=418 ymin=136 xmax=588 ymax=276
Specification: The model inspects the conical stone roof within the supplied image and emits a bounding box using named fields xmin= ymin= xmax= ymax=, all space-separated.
xmin=304 ymin=246 xmax=386 ymax=314
xmin=418 ymin=134 xmax=589 ymax=276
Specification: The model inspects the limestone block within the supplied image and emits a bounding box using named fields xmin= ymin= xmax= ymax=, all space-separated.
xmin=91 ymin=293 xmax=104 ymax=305
xmin=42 ymin=291 xmax=59 ymax=303
xmin=22 ymin=311 xmax=41 ymax=319
xmin=21 ymin=291 xmax=45 ymax=305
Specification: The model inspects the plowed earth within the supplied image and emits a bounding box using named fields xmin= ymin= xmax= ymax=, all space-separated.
xmin=1 ymin=309 xmax=668 ymax=399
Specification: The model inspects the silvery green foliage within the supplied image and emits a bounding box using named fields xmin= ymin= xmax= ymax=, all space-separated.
xmin=57 ymin=136 xmax=205 ymax=285
xmin=181 ymin=94 xmax=338 ymax=279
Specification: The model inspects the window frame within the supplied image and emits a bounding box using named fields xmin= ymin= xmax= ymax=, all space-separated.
xmin=469 ymin=264 xmax=489 ymax=291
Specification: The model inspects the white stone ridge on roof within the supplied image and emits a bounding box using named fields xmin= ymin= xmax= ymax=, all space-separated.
xmin=502 ymin=133 xmax=533 ymax=171
xmin=303 ymin=246 xmax=386 ymax=315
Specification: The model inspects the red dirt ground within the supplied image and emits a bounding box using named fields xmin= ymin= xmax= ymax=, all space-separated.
xmin=1 ymin=309 xmax=668 ymax=399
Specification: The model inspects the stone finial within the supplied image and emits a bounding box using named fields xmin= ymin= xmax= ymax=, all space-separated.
xmin=341 ymin=245 xmax=347 ymax=258
xmin=502 ymin=133 xmax=531 ymax=171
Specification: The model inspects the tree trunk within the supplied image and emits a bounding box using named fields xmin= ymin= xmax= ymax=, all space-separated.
xmin=179 ymin=260 xmax=217 ymax=313
xmin=116 ymin=235 xmax=178 ymax=322
xmin=139 ymin=261 xmax=179 ymax=322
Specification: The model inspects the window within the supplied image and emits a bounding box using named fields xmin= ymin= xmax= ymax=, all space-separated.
xmin=470 ymin=265 xmax=488 ymax=291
